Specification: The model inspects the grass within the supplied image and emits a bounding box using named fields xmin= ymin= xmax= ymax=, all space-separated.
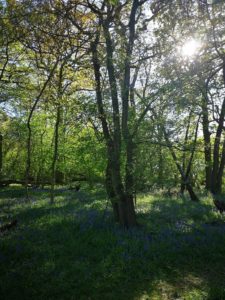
xmin=0 ymin=186 xmax=225 ymax=300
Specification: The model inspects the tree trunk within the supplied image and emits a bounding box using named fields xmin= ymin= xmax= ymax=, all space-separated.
xmin=180 ymin=182 xmax=185 ymax=194
xmin=210 ymin=62 xmax=225 ymax=194
xmin=211 ymin=98 xmax=225 ymax=194
xmin=125 ymin=194 xmax=137 ymax=226
xmin=186 ymin=183 xmax=199 ymax=202
xmin=91 ymin=36 xmax=122 ymax=223
xmin=216 ymin=137 xmax=225 ymax=194
xmin=111 ymin=150 xmax=128 ymax=227
xmin=0 ymin=133 xmax=2 ymax=179
xmin=50 ymin=104 xmax=61 ymax=204
xmin=163 ymin=125 xmax=199 ymax=202
xmin=124 ymin=138 xmax=137 ymax=226
xmin=108 ymin=144 xmax=136 ymax=227
xmin=25 ymin=60 xmax=59 ymax=200
xmin=36 ymin=129 xmax=46 ymax=187
xmin=201 ymin=94 xmax=212 ymax=190
xmin=90 ymin=1 xmax=142 ymax=228
xmin=103 ymin=20 xmax=137 ymax=227
xmin=105 ymin=160 xmax=119 ymax=222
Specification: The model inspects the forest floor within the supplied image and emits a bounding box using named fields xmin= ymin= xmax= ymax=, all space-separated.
xmin=0 ymin=186 xmax=225 ymax=300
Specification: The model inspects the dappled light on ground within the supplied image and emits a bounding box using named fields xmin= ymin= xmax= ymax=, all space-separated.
xmin=0 ymin=187 xmax=225 ymax=299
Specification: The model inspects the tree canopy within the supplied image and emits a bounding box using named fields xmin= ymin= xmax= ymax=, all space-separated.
xmin=1 ymin=0 xmax=225 ymax=227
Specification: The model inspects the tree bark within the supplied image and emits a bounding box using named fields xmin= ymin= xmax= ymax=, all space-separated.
xmin=102 ymin=19 xmax=137 ymax=227
xmin=211 ymin=98 xmax=225 ymax=194
xmin=201 ymin=88 xmax=212 ymax=190
xmin=125 ymin=138 xmax=137 ymax=226
xmin=89 ymin=0 xmax=147 ymax=227
xmin=163 ymin=123 xmax=199 ymax=202
xmin=91 ymin=33 xmax=125 ymax=224
xmin=105 ymin=160 xmax=119 ymax=222
xmin=25 ymin=59 xmax=59 ymax=200
xmin=180 ymin=183 xmax=185 ymax=195
xmin=50 ymin=104 xmax=61 ymax=204
xmin=0 ymin=133 xmax=2 ymax=179
xmin=214 ymin=137 xmax=225 ymax=194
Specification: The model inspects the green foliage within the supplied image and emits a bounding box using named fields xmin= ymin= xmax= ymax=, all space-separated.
xmin=109 ymin=0 xmax=119 ymax=5
xmin=0 ymin=111 xmax=106 ymax=183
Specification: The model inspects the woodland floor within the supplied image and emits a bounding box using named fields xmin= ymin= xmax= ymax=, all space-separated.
xmin=0 ymin=186 xmax=225 ymax=300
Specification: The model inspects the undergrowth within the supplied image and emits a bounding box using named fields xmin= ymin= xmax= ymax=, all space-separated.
xmin=0 ymin=186 xmax=225 ymax=300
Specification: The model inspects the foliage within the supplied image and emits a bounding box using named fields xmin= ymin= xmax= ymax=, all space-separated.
xmin=0 ymin=0 xmax=224 ymax=196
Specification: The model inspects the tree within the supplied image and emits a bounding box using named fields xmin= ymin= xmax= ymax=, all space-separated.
xmin=151 ymin=0 xmax=225 ymax=195
xmin=86 ymin=0 xmax=164 ymax=227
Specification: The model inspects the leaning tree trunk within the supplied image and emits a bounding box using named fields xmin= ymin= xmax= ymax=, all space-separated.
xmin=163 ymin=125 xmax=199 ymax=202
xmin=25 ymin=60 xmax=59 ymax=200
xmin=186 ymin=183 xmax=199 ymax=202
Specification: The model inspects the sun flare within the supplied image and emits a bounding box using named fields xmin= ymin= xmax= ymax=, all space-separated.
xmin=181 ymin=39 xmax=201 ymax=57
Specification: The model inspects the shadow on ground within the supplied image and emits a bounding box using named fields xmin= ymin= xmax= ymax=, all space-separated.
xmin=0 ymin=188 xmax=225 ymax=299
